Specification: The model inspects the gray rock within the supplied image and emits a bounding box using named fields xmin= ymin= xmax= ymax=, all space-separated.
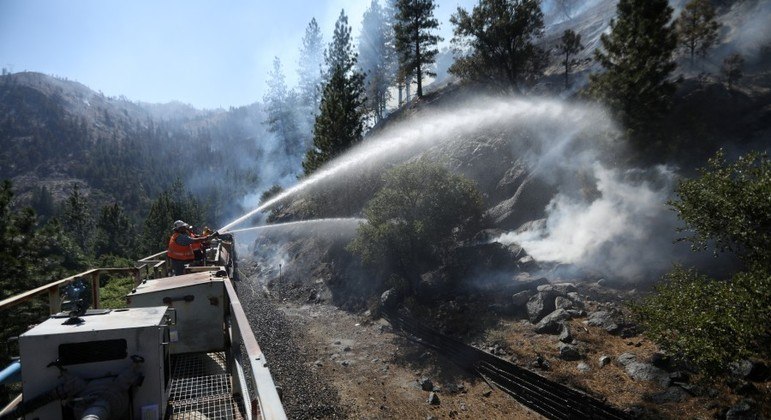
xmin=577 ymin=362 xmax=591 ymax=373
xmin=567 ymin=292 xmax=584 ymax=306
xmin=553 ymin=283 xmax=578 ymax=294
xmin=586 ymin=311 xmax=622 ymax=334
xmin=427 ymin=392 xmax=440 ymax=405
xmin=558 ymin=324 xmax=573 ymax=343
xmin=534 ymin=309 xmax=571 ymax=334
xmin=482 ymin=389 xmax=492 ymax=397
xmin=649 ymin=386 xmax=690 ymax=403
xmin=527 ymin=290 xmax=560 ymax=323
xmin=511 ymin=290 xmax=531 ymax=307
xmin=624 ymin=361 xmax=670 ymax=387
xmin=599 ymin=355 xmax=611 ymax=367
xmin=729 ymin=359 xmax=762 ymax=380
xmin=726 ymin=399 xmax=759 ymax=420
xmin=617 ymin=352 xmax=637 ymax=366
xmin=557 ymin=342 xmax=581 ymax=361
xmin=566 ymin=309 xmax=587 ymax=318
xmin=554 ymin=296 xmax=574 ymax=310
xmin=418 ymin=377 xmax=434 ymax=391
xmin=380 ymin=288 xmax=400 ymax=309
xmin=518 ymin=255 xmax=538 ymax=271
xmin=532 ymin=355 xmax=550 ymax=370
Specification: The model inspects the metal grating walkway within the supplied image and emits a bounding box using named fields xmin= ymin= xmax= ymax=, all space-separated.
xmin=168 ymin=352 xmax=245 ymax=419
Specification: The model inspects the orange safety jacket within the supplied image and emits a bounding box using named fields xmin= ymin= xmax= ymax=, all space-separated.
xmin=190 ymin=232 xmax=203 ymax=253
xmin=167 ymin=232 xmax=195 ymax=261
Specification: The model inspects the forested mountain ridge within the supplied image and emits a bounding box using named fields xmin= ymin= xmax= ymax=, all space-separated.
xmin=0 ymin=71 xmax=285 ymax=226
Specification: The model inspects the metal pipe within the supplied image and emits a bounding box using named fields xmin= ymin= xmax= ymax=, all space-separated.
xmin=0 ymin=361 xmax=20 ymax=385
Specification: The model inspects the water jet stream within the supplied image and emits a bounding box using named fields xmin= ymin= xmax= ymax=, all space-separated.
xmin=226 ymin=218 xmax=366 ymax=234
xmin=218 ymin=96 xmax=613 ymax=233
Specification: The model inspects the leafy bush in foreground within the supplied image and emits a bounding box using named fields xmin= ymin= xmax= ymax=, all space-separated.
xmin=634 ymin=150 xmax=771 ymax=375
xmin=634 ymin=266 xmax=770 ymax=375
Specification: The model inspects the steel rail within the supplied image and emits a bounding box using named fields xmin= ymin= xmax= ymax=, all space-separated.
xmin=382 ymin=307 xmax=629 ymax=420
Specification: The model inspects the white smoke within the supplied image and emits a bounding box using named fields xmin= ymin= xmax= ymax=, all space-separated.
xmin=496 ymin=164 xmax=683 ymax=282
xmin=721 ymin=0 xmax=771 ymax=61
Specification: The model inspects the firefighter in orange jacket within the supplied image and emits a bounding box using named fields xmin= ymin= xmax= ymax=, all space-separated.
xmin=168 ymin=220 xmax=215 ymax=276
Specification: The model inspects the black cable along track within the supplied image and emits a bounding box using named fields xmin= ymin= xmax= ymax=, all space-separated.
xmin=381 ymin=306 xmax=630 ymax=420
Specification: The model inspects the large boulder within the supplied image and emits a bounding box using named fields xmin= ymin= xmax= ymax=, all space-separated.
xmin=617 ymin=353 xmax=670 ymax=387
xmin=534 ymin=309 xmax=571 ymax=334
xmin=586 ymin=310 xmax=623 ymax=334
xmin=486 ymin=177 xmax=557 ymax=229
xmin=557 ymin=342 xmax=582 ymax=360
xmin=527 ymin=290 xmax=561 ymax=323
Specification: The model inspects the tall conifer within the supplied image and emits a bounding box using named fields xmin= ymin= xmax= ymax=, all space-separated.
xmin=676 ymin=0 xmax=720 ymax=66
xmin=359 ymin=0 xmax=394 ymax=122
xmin=394 ymin=0 xmax=441 ymax=99
xmin=302 ymin=10 xmax=366 ymax=175
xmin=589 ymin=0 xmax=678 ymax=144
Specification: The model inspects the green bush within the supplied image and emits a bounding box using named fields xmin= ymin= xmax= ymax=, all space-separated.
xmin=634 ymin=266 xmax=770 ymax=375
xmin=634 ymin=150 xmax=771 ymax=376
xmin=670 ymin=150 xmax=770 ymax=265
xmin=348 ymin=160 xmax=484 ymax=288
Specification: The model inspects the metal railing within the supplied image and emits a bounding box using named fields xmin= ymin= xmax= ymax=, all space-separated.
xmin=224 ymin=278 xmax=287 ymax=420
xmin=0 ymin=267 xmax=143 ymax=315
xmin=0 ymin=239 xmax=234 ymax=315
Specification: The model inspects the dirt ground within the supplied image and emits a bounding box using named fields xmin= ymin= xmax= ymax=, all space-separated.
xmin=237 ymin=263 xmax=769 ymax=419
xmin=277 ymin=301 xmax=541 ymax=419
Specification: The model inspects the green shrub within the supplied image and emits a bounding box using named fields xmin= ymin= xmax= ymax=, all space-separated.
xmin=99 ymin=276 xmax=135 ymax=309
xmin=634 ymin=150 xmax=771 ymax=376
xmin=670 ymin=150 xmax=770 ymax=265
xmin=634 ymin=266 xmax=770 ymax=375
xmin=348 ymin=160 xmax=484 ymax=288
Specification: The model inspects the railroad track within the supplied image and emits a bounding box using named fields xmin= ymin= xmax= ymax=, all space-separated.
xmin=381 ymin=307 xmax=629 ymax=420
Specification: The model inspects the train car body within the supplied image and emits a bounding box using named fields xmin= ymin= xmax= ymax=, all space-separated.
xmin=0 ymin=235 xmax=286 ymax=420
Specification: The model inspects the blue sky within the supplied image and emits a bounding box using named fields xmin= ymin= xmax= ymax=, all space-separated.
xmin=0 ymin=0 xmax=476 ymax=109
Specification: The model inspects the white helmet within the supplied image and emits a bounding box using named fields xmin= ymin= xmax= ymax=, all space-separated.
xmin=173 ymin=220 xmax=189 ymax=230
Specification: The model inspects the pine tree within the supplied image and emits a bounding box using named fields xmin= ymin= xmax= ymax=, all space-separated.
xmin=141 ymin=180 xmax=205 ymax=254
xmin=298 ymin=18 xmax=325 ymax=113
xmin=676 ymin=0 xmax=720 ymax=66
xmin=394 ymin=0 xmax=441 ymax=99
xmin=449 ymin=0 xmax=546 ymax=91
xmin=556 ymin=29 xmax=583 ymax=89
xmin=264 ymin=57 xmax=302 ymax=156
xmin=722 ymin=53 xmax=744 ymax=90
xmin=588 ymin=0 xmax=678 ymax=144
xmin=302 ymin=10 xmax=366 ymax=175
xmin=61 ymin=183 xmax=92 ymax=252
xmin=359 ymin=0 xmax=394 ymax=122
xmin=30 ymin=185 xmax=55 ymax=223
xmin=93 ymin=203 xmax=136 ymax=258
xmin=383 ymin=0 xmax=406 ymax=105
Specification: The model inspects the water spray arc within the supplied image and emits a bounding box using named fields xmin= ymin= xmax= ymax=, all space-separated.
xmin=225 ymin=218 xmax=366 ymax=234
xmin=218 ymin=97 xmax=615 ymax=233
